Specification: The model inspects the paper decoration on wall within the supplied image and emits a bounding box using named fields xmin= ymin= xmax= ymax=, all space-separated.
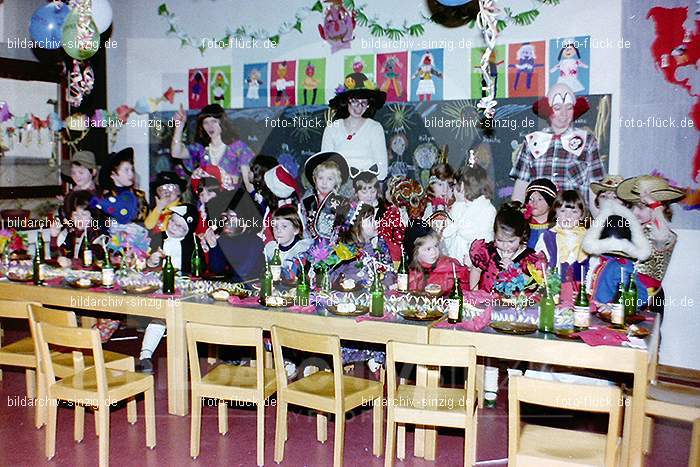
xmin=270 ymin=61 xmax=296 ymax=107
xmin=344 ymin=54 xmax=375 ymax=81
xmin=297 ymin=59 xmax=326 ymax=106
xmin=647 ymin=6 xmax=700 ymax=182
xmin=410 ymin=49 xmax=444 ymax=103
xmin=377 ymin=52 xmax=408 ymax=103
xmin=507 ymin=41 xmax=545 ymax=97
xmin=549 ymin=36 xmax=590 ymax=95
xmin=209 ymin=65 xmax=231 ymax=108
xmin=318 ymin=0 xmax=355 ymax=53
xmin=471 ymin=45 xmax=506 ymax=99
xmin=243 ymin=63 xmax=268 ymax=108
xmin=188 ymin=68 xmax=208 ymax=110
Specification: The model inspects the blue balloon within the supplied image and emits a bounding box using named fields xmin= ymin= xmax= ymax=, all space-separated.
xmin=29 ymin=3 xmax=70 ymax=50
xmin=436 ymin=0 xmax=472 ymax=5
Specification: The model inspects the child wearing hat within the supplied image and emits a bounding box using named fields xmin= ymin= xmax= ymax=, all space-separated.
xmin=582 ymin=202 xmax=650 ymax=308
xmin=144 ymin=171 xmax=186 ymax=234
xmin=264 ymin=206 xmax=313 ymax=282
xmin=60 ymin=150 xmax=97 ymax=194
xmin=302 ymin=151 xmax=350 ymax=240
xmin=616 ymin=175 xmax=685 ymax=313
xmin=524 ymin=178 xmax=557 ymax=249
xmin=378 ymin=177 xmax=427 ymax=262
xmin=404 ymin=219 xmax=468 ymax=294
xmin=590 ymin=175 xmax=625 ymax=211
xmin=260 ymin=163 xmax=304 ymax=243
xmin=350 ymin=169 xmax=388 ymax=220
xmin=91 ymin=148 xmax=147 ymax=225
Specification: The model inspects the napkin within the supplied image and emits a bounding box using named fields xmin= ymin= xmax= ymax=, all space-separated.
xmin=44 ymin=277 xmax=63 ymax=287
xmin=573 ymin=327 xmax=629 ymax=347
xmin=288 ymin=305 xmax=316 ymax=314
xmin=228 ymin=295 xmax=261 ymax=306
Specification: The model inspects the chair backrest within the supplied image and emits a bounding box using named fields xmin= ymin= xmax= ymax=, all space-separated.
xmin=0 ymin=299 xmax=34 ymax=319
xmin=271 ymin=325 xmax=342 ymax=397
xmin=186 ymin=322 xmax=265 ymax=389
xmin=35 ymin=321 xmax=108 ymax=400
xmin=386 ymin=341 xmax=478 ymax=411
xmin=508 ymin=375 xmax=623 ymax=466
xmin=27 ymin=305 xmax=79 ymax=372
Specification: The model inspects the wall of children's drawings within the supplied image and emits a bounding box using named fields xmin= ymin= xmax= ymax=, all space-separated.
xmin=148 ymin=94 xmax=611 ymax=206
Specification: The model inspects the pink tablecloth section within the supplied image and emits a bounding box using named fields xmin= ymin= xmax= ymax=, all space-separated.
xmin=44 ymin=277 xmax=63 ymax=287
xmin=434 ymin=306 xmax=492 ymax=332
xmin=288 ymin=305 xmax=317 ymax=314
xmin=228 ymin=295 xmax=261 ymax=307
xmin=573 ymin=327 xmax=629 ymax=347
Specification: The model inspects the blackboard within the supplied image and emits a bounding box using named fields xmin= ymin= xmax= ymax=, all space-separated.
xmin=149 ymin=94 xmax=611 ymax=204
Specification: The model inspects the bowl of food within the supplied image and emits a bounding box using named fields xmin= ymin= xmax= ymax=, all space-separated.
xmin=327 ymin=302 xmax=368 ymax=316
xmin=399 ymin=308 xmax=444 ymax=321
xmin=424 ymin=283 xmax=442 ymax=296
xmin=66 ymin=277 xmax=100 ymax=289
xmin=124 ymin=284 xmax=160 ymax=295
xmin=210 ymin=289 xmax=230 ymax=301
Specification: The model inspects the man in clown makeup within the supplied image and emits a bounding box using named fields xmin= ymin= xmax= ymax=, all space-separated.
xmin=510 ymin=83 xmax=605 ymax=209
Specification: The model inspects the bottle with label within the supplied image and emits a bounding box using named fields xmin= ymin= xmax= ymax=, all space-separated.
xmin=36 ymin=232 xmax=46 ymax=264
xmin=448 ymin=264 xmax=463 ymax=323
xmin=610 ymin=269 xmax=626 ymax=327
xmin=101 ymin=248 xmax=114 ymax=288
xmin=191 ymin=236 xmax=203 ymax=278
xmin=260 ymin=260 xmax=273 ymax=304
xmin=296 ymin=262 xmax=310 ymax=307
xmin=162 ymin=256 xmax=176 ymax=294
xmin=270 ymin=247 xmax=282 ymax=282
xmin=624 ymin=268 xmax=638 ymax=320
xmin=396 ymin=245 xmax=409 ymax=293
xmin=573 ymin=279 xmax=590 ymax=331
xmin=369 ymin=263 xmax=385 ymax=317
xmin=33 ymin=241 xmax=44 ymax=285
xmin=81 ymin=233 xmax=93 ymax=268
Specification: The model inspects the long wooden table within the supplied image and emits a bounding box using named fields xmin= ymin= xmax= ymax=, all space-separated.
xmin=0 ymin=280 xmax=656 ymax=466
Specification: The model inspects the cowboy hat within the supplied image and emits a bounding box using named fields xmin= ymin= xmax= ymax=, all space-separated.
xmin=328 ymin=73 xmax=386 ymax=110
xmin=616 ymin=175 xmax=686 ymax=203
xmin=61 ymin=150 xmax=97 ymax=176
xmin=303 ymin=151 xmax=349 ymax=187
xmin=590 ymin=175 xmax=625 ymax=195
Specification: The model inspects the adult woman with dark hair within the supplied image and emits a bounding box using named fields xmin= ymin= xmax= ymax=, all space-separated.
xmin=321 ymin=73 xmax=389 ymax=181
xmin=170 ymin=103 xmax=254 ymax=191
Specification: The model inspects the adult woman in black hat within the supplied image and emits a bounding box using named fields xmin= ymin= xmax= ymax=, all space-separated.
xmin=170 ymin=103 xmax=254 ymax=191
xmin=321 ymin=73 xmax=389 ymax=181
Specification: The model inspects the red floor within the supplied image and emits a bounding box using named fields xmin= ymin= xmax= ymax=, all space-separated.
xmin=0 ymin=321 xmax=693 ymax=466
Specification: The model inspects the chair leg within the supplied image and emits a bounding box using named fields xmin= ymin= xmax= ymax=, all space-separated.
xmin=74 ymin=404 xmax=85 ymax=443
xmin=333 ymin=411 xmax=346 ymax=467
xmin=257 ymin=403 xmax=265 ymax=466
xmin=643 ymin=416 xmax=654 ymax=455
xmin=95 ymin=408 xmax=100 ymax=436
xmin=35 ymin=371 xmax=46 ymax=429
xmin=190 ymin=395 xmax=202 ymax=458
xmin=317 ymin=413 xmax=328 ymax=443
xmin=25 ymin=369 xmax=36 ymax=399
xmin=45 ymin=398 xmax=58 ymax=459
xmin=689 ymin=419 xmax=700 ymax=467
xmin=274 ymin=401 xmax=287 ymax=463
xmin=471 ymin=410 xmax=478 ymax=466
xmin=397 ymin=423 xmax=406 ymax=460
xmin=373 ymin=397 xmax=383 ymax=457
xmin=218 ymin=401 xmax=228 ymax=435
xmin=145 ymin=386 xmax=156 ymax=449
xmin=97 ymin=406 xmax=110 ymax=467
xmin=384 ymin=412 xmax=396 ymax=467
xmin=476 ymin=364 xmax=485 ymax=409
xmin=127 ymin=397 xmax=137 ymax=424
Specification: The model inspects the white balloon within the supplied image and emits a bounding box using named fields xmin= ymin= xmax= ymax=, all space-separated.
xmin=91 ymin=0 xmax=113 ymax=33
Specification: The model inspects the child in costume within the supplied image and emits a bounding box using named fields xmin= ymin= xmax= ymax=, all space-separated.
xmin=469 ymin=203 xmax=541 ymax=292
xmin=140 ymin=204 xmax=199 ymax=373
xmin=350 ymin=168 xmax=387 ymax=220
xmin=582 ymin=202 xmax=650 ymax=308
xmin=377 ymin=177 xmax=427 ymax=261
xmin=91 ymin=148 xmax=147 ymax=225
xmin=302 ymin=151 xmax=350 ymax=240
xmin=616 ymin=175 xmax=685 ymax=314
xmin=524 ymin=178 xmax=557 ymax=249
xmin=144 ymin=171 xmax=186 ymax=234
xmin=404 ymin=220 xmax=469 ymax=295
xmin=535 ymin=190 xmax=590 ymax=283
xmin=423 ymin=162 xmax=455 ymax=222
xmin=264 ymin=206 xmax=313 ymax=282
xmin=442 ymin=160 xmax=496 ymax=267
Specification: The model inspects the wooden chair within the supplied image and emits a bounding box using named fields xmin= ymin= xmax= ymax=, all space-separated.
xmin=0 ymin=299 xmax=39 ymax=400
xmin=508 ymin=375 xmax=623 ymax=466
xmin=36 ymin=320 xmax=156 ymax=467
xmin=271 ymin=325 xmax=384 ymax=467
xmin=186 ymin=323 xmax=276 ymax=465
xmin=384 ymin=341 xmax=479 ymax=467
xmin=28 ymin=304 xmax=135 ymax=431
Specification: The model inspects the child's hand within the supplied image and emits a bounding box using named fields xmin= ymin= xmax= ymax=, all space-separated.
xmin=203 ymin=228 xmax=218 ymax=248
xmin=499 ymin=256 xmax=514 ymax=270
xmin=173 ymin=104 xmax=186 ymax=127
xmin=57 ymin=256 xmax=72 ymax=268
xmin=155 ymin=195 xmax=169 ymax=211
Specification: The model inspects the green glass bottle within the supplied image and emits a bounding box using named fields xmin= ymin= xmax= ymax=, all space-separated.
xmin=448 ymin=264 xmax=463 ymax=323
xmin=80 ymin=233 xmax=93 ymax=268
xmin=32 ymin=241 xmax=44 ymax=285
xmin=162 ymin=256 xmax=176 ymax=294
xmin=625 ymin=268 xmax=638 ymax=320
xmin=396 ymin=245 xmax=409 ymax=293
xmin=369 ymin=263 xmax=385 ymax=317
xmin=573 ymin=278 xmax=590 ymax=331
xmin=36 ymin=232 xmax=46 ymax=264
xmin=296 ymin=262 xmax=310 ymax=307
xmin=610 ymin=269 xmax=626 ymax=328
xmin=270 ymin=247 xmax=282 ymax=282
xmin=191 ymin=237 xmax=203 ymax=278
xmin=538 ymin=286 xmax=555 ymax=333
xmin=259 ymin=260 xmax=272 ymax=304
xmin=101 ymin=248 xmax=114 ymax=288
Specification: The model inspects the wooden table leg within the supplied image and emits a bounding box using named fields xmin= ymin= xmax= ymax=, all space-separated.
xmin=167 ymin=299 xmax=188 ymax=416
xmin=627 ymin=352 xmax=648 ymax=467
xmin=424 ymin=365 xmax=439 ymax=460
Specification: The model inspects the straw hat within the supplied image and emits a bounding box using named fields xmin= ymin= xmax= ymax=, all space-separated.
xmin=616 ymin=175 xmax=685 ymax=203
xmin=590 ymin=175 xmax=624 ymax=195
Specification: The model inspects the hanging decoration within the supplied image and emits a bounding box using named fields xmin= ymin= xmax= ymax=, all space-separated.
xmin=66 ymin=60 xmax=95 ymax=107
xmin=318 ymin=0 xmax=355 ymax=53
xmin=475 ymin=0 xmax=500 ymax=119
xmin=63 ymin=0 xmax=100 ymax=60
xmin=90 ymin=0 xmax=113 ymax=34
xmin=467 ymin=0 xmax=561 ymax=32
xmin=28 ymin=1 xmax=71 ymax=49
xmin=157 ymin=0 xmax=432 ymax=54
